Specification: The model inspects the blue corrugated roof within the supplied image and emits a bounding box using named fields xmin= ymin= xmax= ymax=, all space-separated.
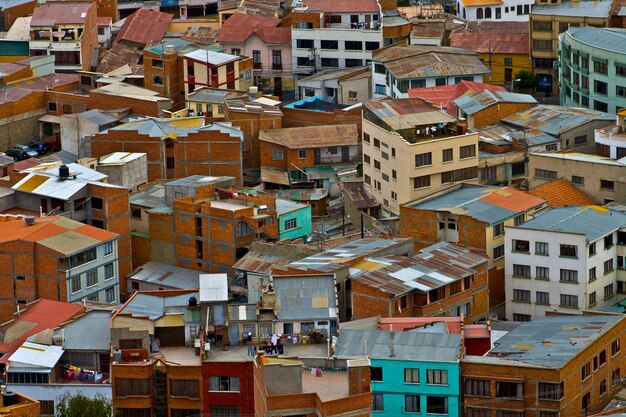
xmin=123 ymin=292 xmax=199 ymax=320
xmin=565 ymin=27 xmax=626 ymax=53
xmin=533 ymin=0 xmax=611 ymax=17
xmin=274 ymin=275 xmax=338 ymax=321
xmin=516 ymin=206 xmax=626 ymax=242
xmin=53 ymin=310 xmax=111 ymax=351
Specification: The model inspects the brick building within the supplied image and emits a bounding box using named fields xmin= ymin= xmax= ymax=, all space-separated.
xmin=454 ymin=90 xmax=537 ymax=129
xmin=400 ymin=184 xmax=546 ymax=319
xmin=183 ymin=49 xmax=253 ymax=99
xmin=462 ymin=314 xmax=626 ymax=417
xmin=90 ymin=117 xmax=244 ymax=183
xmin=0 ymin=215 xmax=119 ymax=322
xmin=29 ymin=1 xmax=98 ymax=72
xmin=350 ymin=242 xmax=490 ymax=323
xmin=0 ymin=0 xmax=36 ymax=32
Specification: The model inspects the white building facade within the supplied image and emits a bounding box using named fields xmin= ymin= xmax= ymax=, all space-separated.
xmin=456 ymin=0 xmax=534 ymax=22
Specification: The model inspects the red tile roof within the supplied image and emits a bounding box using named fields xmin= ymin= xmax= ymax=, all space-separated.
xmin=31 ymin=1 xmax=93 ymax=26
xmin=450 ymin=32 xmax=530 ymax=55
xmin=256 ymin=27 xmax=291 ymax=44
xmin=0 ymin=299 xmax=84 ymax=363
xmin=0 ymin=216 xmax=117 ymax=244
xmin=408 ymin=80 xmax=506 ymax=116
xmin=115 ymin=9 xmax=173 ymax=45
xmin=216 ymin=12 xmax=289 ymax=44
xmin=529 ymin=179 xmax=597 ymax=207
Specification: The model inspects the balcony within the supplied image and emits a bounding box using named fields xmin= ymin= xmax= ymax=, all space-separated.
xmin=272 ymin=63 xmax=282 ymax=71
xmin=596 ymin=125 xmax=626 ymax=146
xmin=253 ymin=62 xmax=262 ymax=70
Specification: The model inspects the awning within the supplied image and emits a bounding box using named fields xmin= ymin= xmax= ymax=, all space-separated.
xmin=39 ymin=114 xmax=62 ymax=124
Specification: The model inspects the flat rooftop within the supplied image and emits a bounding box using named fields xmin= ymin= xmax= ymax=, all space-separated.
xmin=204 ymin=343 xmax=328 ymax=362
xmin=301 ymin=368 xmax=350 ymax=401
xmin=155 ymin=346 xmax=201 ymax=366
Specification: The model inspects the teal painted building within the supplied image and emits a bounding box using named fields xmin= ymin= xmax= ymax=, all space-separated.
xmin=276 ymin=198 xmax=312 ymax=241
xmin=335 ymin=328 xmax=462 ymax=417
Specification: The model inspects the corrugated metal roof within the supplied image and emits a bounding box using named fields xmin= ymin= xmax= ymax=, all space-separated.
xmin=410 ymin=185 xmax=546 ymax=226
xmin=364 ymin=97 xmax=456 ymax=130
xmin=487 ymin=315 xmax=623 ymax=368
xmin=532 ymin=0 xmax=611 ymax=17
xmin=8 ymin=342 xmax=64 ymax=369
xmin=300 ymin=0 xmax=379 ymax=13
xmin=199 ymin=274 xmax=228 ymax=302
xmin=454 ymin=90 xmax=536 ymax=115
xmin=31 ymin=2 xmax=93 ymax=26
xmin=99 ymin=152 xmax=145 ymax=165
xmin=515 ymin=206 xmax=626 ymax=242
xmin=114 ymin=9 xmax=173 ymax=45
xmin=53 ymin=310 xmax=111 ymax=351
xmin=233 ymin=241 xmax=319 ymax=275
xmin=129 ymin=261 xmax=200 ymax=289
xmin=502 ymin=105 xmax=614 ymax=136
xmin=104 ymin=118 xmax=243 ymax=140
xmin=187 ymin=87 xmax=247 ymax=104
xmin=275 ymin=198 xmax=307 ymax=215
xmin=260 ymin=167 xmax=290 ymax=185
xmin=37 ymin=230 xmax=105 ymax=256
xmin=122 ymin=292 xmax=199 ymax=320
xmin=334 ymin=329 xmax=461 ymax=362
xmin=225 ymin=99 xmax=282 ymax=115
xmin=166 ymin=175 xmax=235 ymax=188
xmin=259 ymin=124 xmax=358 ymax=149
xmin=273 ymin=275 xmax=338 ymax=320
xmin=565 ymin=27 xmax=626 ymax=53
xmin=272 ymin=188 xmax=328 ymax=201
xmin=130 ymin=184 xmax=165 ymax=208
xmin=12 ymin=164 xmax=106 ymax=200
xmin=78 ymin=109 xmax=120 ymax=126
xmin=185 ymin=49 xmax=239 ymax=66
xmin=450 ymin=32 xmax=529 ymax=54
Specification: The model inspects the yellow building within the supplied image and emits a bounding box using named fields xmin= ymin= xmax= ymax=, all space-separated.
xmin=450 ymin=31 xmax=532 ymax=88
xmin=529 ymin=0 xmax=611 ymax=92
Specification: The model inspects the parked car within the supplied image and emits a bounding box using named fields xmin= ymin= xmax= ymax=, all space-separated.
xmin=4 ymin=149 xmax=30 ymax=161
xmin=28 ymin=142 xmax=49 ymax=156
xmin=13 ymin=144 xmax=38 ymax=158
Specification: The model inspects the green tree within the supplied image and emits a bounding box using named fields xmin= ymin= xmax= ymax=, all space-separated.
xmin=514 ymin=70 xmax=537 ymax=91
xmin=56 ymin=392 xmax=113 ymax=417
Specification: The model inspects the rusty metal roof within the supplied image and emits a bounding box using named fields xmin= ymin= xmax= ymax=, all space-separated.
xmin=31 ymin=1 xmax=93 ymax=26
xmin=409 ymin=80 xmax=506 ymax=116
xmin=233 ymin=241 xmax=319 ymax=275
xmin=364 ymin=97 xmax=456 ymax=129
xmin=300 ymin=0 xmax=379 ymax=13
xmin=450 ymin=32 xmax=530 ymax=54
xmin=181 ymin=26 xmax=221 ymax=44
xmin=259 ymin=124 xmax=358 ymax=149
xmin=115 ymin=9 xmax=173 ymax=45
xmin=260 ymin=167 xmax=290 ymax=185
xmin=502 ymin=105 xmax=615 ymax=136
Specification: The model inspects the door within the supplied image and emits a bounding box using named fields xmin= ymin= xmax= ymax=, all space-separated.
xmin=273 ymin=76 xmax=283 ymax=99
xmin=314 ymin=149 xmax=321 ymax=164
xmin=341 ymin=146 xmax=350 ymax=163
xmin=155 ymin=326 xmax=185 ymax=346
xmin=283 ymin=322 xmax=294 ymax=335
xmin=229 ymin=325 xmax=240 ymax=345
xmin=99 ymin=353 xmax=110 ymax=374
xmin=504 ymin=68 xmax=513 ymax=82
xmin=40 ymin=198 xmax=48 ymax=214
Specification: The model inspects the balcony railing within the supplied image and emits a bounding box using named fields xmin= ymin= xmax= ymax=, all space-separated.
xmin=596 ymin=125 xmax=626 ymax=143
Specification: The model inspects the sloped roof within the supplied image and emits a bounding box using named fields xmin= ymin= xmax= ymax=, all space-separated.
xmin=52 ymin=310 xmax=111 ymax=351
xmin=450 ymin=32 xmax=529 ymax=54
xmin=115 ymin=9 xmax=174 ymax=45
xmin=181 ymin=26 xmax=221 ymax=44
xmin=299 ymin=0 xmax=379 ymax=13
xmin=184 ymin=49 xmax=239 ymax=65
xmin=255 ymin=27 xmax=291 ymax=44
xmin=0 ymin=300 xmax=84 ymax=364
xmin=502 ymin=105 xmax=614 ymax=136
xmin=119 ymin=290 xmax=198 ymax=320
xmin=129 ymin=261 xmax=201 ymax=289
xmin=454 ymin=90 xmax=536 ymax=115
xmin=364 ymin=97 xmax=456 ymax=129
xmin=8 ymin=342 xmax=64 ymax=370
xmin=409 ymin=185 xmax=546 ymax=226
xmin=565 ymin=27 xmax=626 ymax=53
xmin=232 ymin=241 xmax=319 ymax=275
xmin=103 ymin=117 xmax=243 ymax=139
xmin=274 ymin=274 xmax=338 ymax=320
xmin=259 ymin=124 xmax=358 ymax=149
xmin=532 ymin=0 xmax=611 ymax=18
xmin=12 ymin=163 xmax=108 ymax=200
xmin=529 ymin=179 xmax=597 ymax=207
xmin=408 ymin=80 xmax=506 ymax=116
xmin=31 ymin=2 xmax=92 ymax=26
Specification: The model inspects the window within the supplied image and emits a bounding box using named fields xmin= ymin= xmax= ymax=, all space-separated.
xmin=513 ymin=289 xmax=531 ymax=302
xmin=209 ymin=376 xmax=240 ymax=392
xmin=442 ymin=148 xmax=453 ymax=162
xmin=426 ymin=396 xmax=448 ymax=414
xmin=513 ymin=265 xmax=531 ymax=278
xmin=272 ymin=50 xmax=281 ymax=66
xmin=375 ymin=84 xmax=386 ymax=94
xmin=536 ymin=266 xmax=549 ymax=280
xmin=534 ymin=291 xmax=550 ymax=305
xmin=560 ymin=294 xmax=578 ymax=308
xmin=560 ymin=269 xmax=578 ymax=283
xmin=48 ymin=102 xmax=57 ymax=112
xmin=504 ymin=57 xmax=513 ymax=66
xmin=467 ymin=409 xmax=490 ymax=417
xmin=513 ymin=240 xmax=530 ymax=253
xmin=404 ymin=368 xmax=419 ymax=383
xmin=599 ymin=349 xmax=607 ymax=368
xmin=426 ymin=369 xmax=448 ymax=385
xmin=92 ymin=197 xmax=103 ymax=210
xmin=560 ymin=245 xmax=577 ymax=258
xmin=582 ymin=392 xmax=591 ymax=411
xmin=535 ymin=242 xmax=549 ymax=255
xmin=538 ymin=382 xmax=563 ymax=401
xmin=372 ymin=393 xmax=384 ymax=411
xmin=348 ymin=91 xmax=358 ymax=100
xmin=104 ymin=241 xmax=113 ymax=255
xmin=496 ymin=381 xmax=522 ymax=399
xmin=71 ymin=276 xmax=81 ymax=293
xmin=284 ymin=218 xmax=297 ymax=230
xmin=594 ymin=59 xmax=608 ymax=74
xmin=493 ymin=245 xmax=504 ymax=259
xmin=272 ymin=150 xmax=283 ymax=160
xmin=371 ymin=367 xmax=383 ymax=382
xmin=589 ymin=291 xmax=597 ymax=306
xmin=533 ymin=40 xmax=552 ymax=51
xmin=391 ymin=191 xmax=397 ymax=201
xmin=535 ymin=169 xmax=557 ymax=180
xmin=320 ymin=40 xmax=338 ymax=49
xmin=298 ymin=149 xmax=307 ymax=159
xmin=392 ymin=170 xmax=397 ymax=180
xmin=465 ymin=379 xmax=490 ymax=397
xmin=413 ymin=175 xmax=431 ymax=189
xmin=105 ymin=288 xmax=115 ymax=303
xmin=366 ymin=41 xmax=380 ymax=51
xmin=364 ymin=154 xmax=370 ymax=164
xmin=363 ymin=133 xmax=370 ymax=143
xmin=594 ymin=80 xmax=608 ymax=95
xmin=441 ymin=167 xmax=478 ymax=183
xmin=514 ymin=214 xmax=525 ymax=226
xmin=152 ymin=58 xmax=163 ymax=69
xmin=172 ymin=410 xmax=202 ymax=417
xmin=344 ymin=40 xmax=362 ymax=51
xmin=612 ymin=338 xmax=621 ymax=356
xmin=511 ymin=162 xmax=525 ymax=176
xmin=62 ymin=104 xmax=73 ymax=114
xmin=71 ymin=352 xmax=94 ymax=367
xmin=533 ymin=21 xmax=552 ymax=31
xmin=595 ymin=100 xmax=608 ymax=112
xmin=86 ymin=269 xmax=98 ymax=287
xmin=600 ymin=379 xmax=607 ymax=396
xmin=374 ymin=160 xmax=381 ymax=170
xmin=513 ymin=314 xmax=531 ymax=322
xmin=601 ymin=179 xmax=614 ymax=190
xmin=41 ymin=400 xmax=55 ymax=416
xmin=493 ymin=223 xmax=504 ymax=237
xmin=460 ymin=144 xmax=476 ymax=159
xmin=572 ymin=175 xmax=584 ymax=185
xmin=320 ymin=58 xmax=339 ymax=67
xmin=605 ymin=259 xmax=614 ymax=274
xmin=296 ymin=39 xmax=314 ymax=49
xmin=415 ymin=152 xmax=432 ymax=167
xmin=405 ymin=395 xmax=420 ymax=413
xmin=382 ymin=173 xmax=389 ymax=182
xmin=170 ymin=379 xmax=200 ymax=399
xmin=7 ymin=372 xmax=50 ymax=384
xmin=105 ymin=263 xmax=114 ymax=280
xmin=381 ymin=151 xmax=389 ymax=160
xmin=116 ymin=378 xmax=150 ymax=397
xmin=605 ymin=234 xmax=614 ymax=250
xmin=605 ymin=283 xmax=615 ymax=299
xmin=153 ymin=75 xmax=164 ymax=86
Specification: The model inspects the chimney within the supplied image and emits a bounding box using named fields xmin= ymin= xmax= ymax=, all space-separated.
xmin=24 ymin=216 xmax=35 ymax=226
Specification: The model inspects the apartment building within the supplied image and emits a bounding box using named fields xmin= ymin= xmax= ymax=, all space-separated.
xmin=456 ymin=0 xmax=534 ymax=21
xmin=296 ymin=66 xmax=372 ymax=104
xmin=454 ymin=90 xmax=537 ymax=129
xmin=529 ymin=0 xmax=611 ymax=93
xmin=290 ymin=0 xmax=411 ymax=74
xmin=462 ymin=314 xmax=626 ymax=417
xmin=183 ymin=49 xmax=253 ymax=99
xmin=29 ymin=1 xmax=98 ymax=72
xmin=400 ymin=184 xmax=546 ymax=318
xmin=597 ymin=108 xmax=626 ymax=160
xmin=372 ymin=46 xmax=489 ymax=99
xmin=560 ymin=27 xmax=626 ymax=114
xmin=350 ymin=242 xmax=490 ymax=323
xmin=0 ymin=216 xmax=119 ymax=322
xmin=90 ymin=117 xmax=244 ymax=183
xmin=362 ymin=97 xmax=479 ymax=216
xmin=505 ymin=206 xmax=626 ymax=321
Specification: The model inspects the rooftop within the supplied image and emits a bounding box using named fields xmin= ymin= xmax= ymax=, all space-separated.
xmin=130 ymin=183 xmax=165 ymax=209
xmin=128 ymin=261 xmax=201 ymax=289
xmin=52 ymin=310 xmax=111 ymax=351
xmin=232 ymin=241 xmax=319 ymax=275
xmin=116 ymin=290 xmax=199 ymax=321
xmin=564 ymin=26 xmax=626 ymax=53
xmin=298 ymin=0 xmax=379 ymax=13
xmin=184 ymin=49 xmax=240 ymax=66
xmin=529 ymin=179 xmax=597 ymax=207
xmin=503 ymin=105 xmax=614 ymax=136
xmin=408 ymin=80 xmax=506 ymax=116
xmin=166 ymin=175 xmax=236 ymax=188
xmin=259 ymin=124 xmax=358 ymax=149
xmin=454 ymin=90 xmax=536 ymax=115
xmin=335 ymin=329 xmax=462 ymax=362
xmin=529 ymin=151 xmax=626 ymax=166
xmin=363 ymin=97 xmax=456 ymax=130
xmin=532 ymin=0 xmax=612 ymax=18
xmin=373 ymin=45 xmax=489 ymax=80
xmin=217 ymin=12 xmax=290 ymax=44
xmin=181 ymin=26 xmax=221 ymax=44
xmin=225 ymin=99 xmax=282 ymax=115
xmin=187 ymin=87 xmax=248 ymax=104
xmin=450 ymin=32 xmax=529 ymax=54
xmin=409 ymin=184 xmax=546 ymax=226
xmin=104 ymin=117 xmax=244 ymax=140
xmin=115 ymin=9 xmax=174 ymax=45
xmin=479 ymin=315 xmax=624 ymax=368
xmin=282 ymin=96 xmax=349 ymax=112
xmin=31 ymin=1 xmax=93 ymax=26
xmin=298 ymin=67 xmax=370 ymax=83
xmin=515 ymin=206 xmax=626 ymax=242
xmin=98 ymin=152 xmax=145 ymax=166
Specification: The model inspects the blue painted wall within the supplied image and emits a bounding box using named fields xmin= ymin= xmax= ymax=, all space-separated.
xmin=371 ymin=358 xmax=460 ymax=417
